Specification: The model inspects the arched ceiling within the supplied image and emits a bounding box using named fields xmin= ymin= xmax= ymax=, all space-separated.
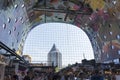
xmin=26 ymin=0 xmax=120 ymax=63
xmin=26 ymin=0 xmax=120 ymax=30
xmin=0 ymin=0 xmax=120 ymax=63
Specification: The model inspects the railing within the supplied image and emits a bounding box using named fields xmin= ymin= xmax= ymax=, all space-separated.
xmin=30 ymin=61 xmax=54 ymax=67
xmin=0 ymin=41 xmax=28 ymax=64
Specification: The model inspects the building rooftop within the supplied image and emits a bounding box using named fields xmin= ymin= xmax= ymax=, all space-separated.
xmin=49 ymin=44 xmax=60 ymax=53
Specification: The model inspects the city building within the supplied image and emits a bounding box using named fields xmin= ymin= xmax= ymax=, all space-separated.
xmin=22 ymin=55 xmax=32 ymax=63
xmin=48 ymin=44 xmax=62 ymax=69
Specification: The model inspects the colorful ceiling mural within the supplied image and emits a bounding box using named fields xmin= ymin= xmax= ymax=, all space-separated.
xmin=0 ymin=0 xmax=120 ymax=63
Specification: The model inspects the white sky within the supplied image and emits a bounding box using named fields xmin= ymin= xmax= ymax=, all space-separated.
xmin=23 ymin=23 xmax=94 ymax=66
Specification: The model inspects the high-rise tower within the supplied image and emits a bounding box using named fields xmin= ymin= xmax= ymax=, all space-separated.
xmin=48 ymin=44 xmax=62 ymax=69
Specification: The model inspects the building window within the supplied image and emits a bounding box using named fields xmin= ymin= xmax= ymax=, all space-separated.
xmin=8 ymin=30 xmax=11 ymax=35
xmin=21 ymin=4 xmax=25 ymax=8
xmin=7 ymin=17 xmax=11 ymax=23
xmin=14 ymin=27 xmax=16 ymax=31
xmin=89 ymin=17 xmax=92 ymax=21
xmin=107 ymin=54 xmax=109 ymax=58
xmin=104 ymin=42 xmax=107 ymax=45
xmin=3 ymin=23 xmax=6 ymax=29
xmin=111 ymin=45 xmax=115 ymax=49
xmin=20 ymin=17 xmax=23 ymax=21
xmin=117 ymin=35 xmax=120 ymax=39
xmin=104 ymin=35 xmax=106 ymax=39
xmin=17 ymin=32 xmax=19 ymax=36
xmin=118 ymin=50 xmax=120 ymax=55
xmin=112 ymin=1 xmax=117 ymax=5
xmin=109 ymin=24 xmax=112 ymax=28
xmin=109 ymin=31 xmax=112 ymax=35
xmin=14 ymin=4 xmax=18 ymax=9
xmin=15 ymin=18 xmax=18 ymax=23
xmin=113 ymin=59 xmax=119 ymax=64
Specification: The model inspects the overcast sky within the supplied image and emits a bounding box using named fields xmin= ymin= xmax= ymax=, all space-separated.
xmin=23 ymin=23 xmax=94 ymax=66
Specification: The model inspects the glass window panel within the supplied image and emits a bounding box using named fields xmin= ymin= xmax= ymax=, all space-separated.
xmin=3 ymin=23 xmax=6 ymax=29
xmin=14 ymin=4 xmax=18 ymax=9
xmin=7 ymin=17 xmax=11 ymax=23
xmin=104 ymin=35 xmax=106 ymax=39
xmin=117 ymin=35 xmax=120 ymax=39
xmin=111 ymin=45 xmax=115 ymax=49
xmin=14 ymin=27 xmax=16 ymax=31
xmin=118 ymin=50 xmax=120 ymax=55
xmin=8 ymin=30 xmax=11 ymax=35
xmin=15 ymin=18 xmax=18 ymax=23
xmin=22 ymin=4 xmax=25 ymax=8
xmin=109 ymin=31 xmax=112 ymax=35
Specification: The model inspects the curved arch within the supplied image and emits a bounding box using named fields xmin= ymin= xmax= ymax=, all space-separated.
xmin=23 ymin=22 xmax=94 ymax=65
xmin=0 ymin=0 xmax=120 ymax=63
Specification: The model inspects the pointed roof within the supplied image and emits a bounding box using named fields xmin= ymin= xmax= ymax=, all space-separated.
xmin=49 ymin=44 xmax=59 ymax=53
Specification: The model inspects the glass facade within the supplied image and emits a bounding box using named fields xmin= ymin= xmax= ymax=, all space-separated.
xmin=48 ymin=44 xmax=62 ymax=69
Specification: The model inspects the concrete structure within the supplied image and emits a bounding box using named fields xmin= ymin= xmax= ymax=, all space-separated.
xmin=48 ymin=44 xmax=62 ymax=69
